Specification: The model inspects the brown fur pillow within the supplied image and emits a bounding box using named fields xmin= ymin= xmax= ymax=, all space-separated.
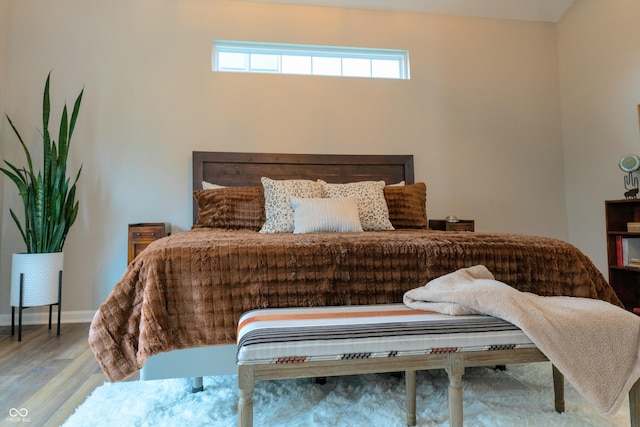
xmin=193 ymin=186 xmax=265 ymax=231
xmin=384 ymin=182 xmax=427 ymax=229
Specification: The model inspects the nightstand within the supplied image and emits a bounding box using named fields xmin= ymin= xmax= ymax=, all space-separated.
xmin=429 ymin=219 xmax=475 ymax=232
xmin=128 ymin=223 xmax=170 ymax=264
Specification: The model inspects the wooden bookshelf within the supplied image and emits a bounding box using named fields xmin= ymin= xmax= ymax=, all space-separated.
xmin=605 ymin=199 xmax=640 ymax=312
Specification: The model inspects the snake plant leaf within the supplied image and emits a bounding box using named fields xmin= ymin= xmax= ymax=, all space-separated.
xmin=42 ymin=73 xmax=51 ymax=144
xmin=9 ymin=209 xmax=28 ymax=248
xmin=5 ymin=114 xmax=34 ymax=176
xmin=69 ymin=89 xmax=83 ymax=142
xmin=59 ymin=105 xmax=69 ymax=166
xmin=0 ymin=163 xmax=28 ymax=196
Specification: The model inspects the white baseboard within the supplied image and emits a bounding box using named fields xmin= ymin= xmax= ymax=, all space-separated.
xmin=0 ymin=310 xmax=96 ymax=326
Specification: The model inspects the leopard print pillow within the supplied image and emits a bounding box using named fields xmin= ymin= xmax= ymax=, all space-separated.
xmin=318 ymin=180 xmax=394 ymax=231
xmin=260 ymin=177 xmax=324 ymax=233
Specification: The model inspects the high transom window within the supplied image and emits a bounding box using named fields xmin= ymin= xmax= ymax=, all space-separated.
xmin=213 ymin=41 xmax=410 ymax=80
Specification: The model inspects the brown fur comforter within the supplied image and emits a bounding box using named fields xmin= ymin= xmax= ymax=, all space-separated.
xmin=89 ymin=228 xmax=620 ymax=381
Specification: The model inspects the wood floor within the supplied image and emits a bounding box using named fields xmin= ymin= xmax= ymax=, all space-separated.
xmin=0 ymin=322 xmax=137 ymax=427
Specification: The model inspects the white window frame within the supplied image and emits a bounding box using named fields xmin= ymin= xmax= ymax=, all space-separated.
xmin=213 ymin=41 xmax=410 ymax=80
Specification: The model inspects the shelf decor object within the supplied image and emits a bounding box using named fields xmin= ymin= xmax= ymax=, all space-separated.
xmin=619 ymin=154 xmax=640 ymax=199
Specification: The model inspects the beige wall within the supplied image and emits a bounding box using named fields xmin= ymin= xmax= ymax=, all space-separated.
xmin=0 ymin=0 xmax=566 ymax=320
xmin=558 ymin=0 xmax=640 ymax=275
xmin=0 ymin=0 xmax=10 ymax=291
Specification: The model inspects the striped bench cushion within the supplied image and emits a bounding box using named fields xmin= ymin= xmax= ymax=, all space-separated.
xmin=237 ymin=304 xmax=534 ymax=365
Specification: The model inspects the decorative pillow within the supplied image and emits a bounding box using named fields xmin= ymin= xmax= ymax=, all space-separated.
xmin=291 ymin=196 xmax=364 ymax=234
xmin=318 ymin=180 xmax=394 ymax=231
xmin=202 ymin=181 xmax=226 ymax=190
xmin=193 ymin=186 xmax=265 ymax=231
xmin=384 ymin=182 xmax=428 ymax=229
xmin=260 ymin=177 xmax=324 ymax=233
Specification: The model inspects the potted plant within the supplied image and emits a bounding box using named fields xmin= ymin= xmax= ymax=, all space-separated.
xmin=1 ymin=72 xmax=83 ymax=334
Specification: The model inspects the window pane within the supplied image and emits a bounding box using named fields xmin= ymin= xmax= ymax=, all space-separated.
xmin=218 ymin=52 xmax=246 ymax=70
xmin=281 ymin=55 xmax=311 ymax=75
xmin=342 ymin=58 xmax=371 ymax=78
xmin=250 ymin=53 xmax=278 ymax=72
xmin=372 ymin=59 xmax=400 ymax=79
xmin=312 ymin=56 xmax=341 ymax=76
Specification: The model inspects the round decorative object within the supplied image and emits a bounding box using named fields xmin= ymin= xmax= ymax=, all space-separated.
xmin=10 ymin=252 xmax=64 ymax=307
xmin=619 ymin=154 xmax=640 ymax=173
xmin=445 ymin=215 xmax=459 ymax=223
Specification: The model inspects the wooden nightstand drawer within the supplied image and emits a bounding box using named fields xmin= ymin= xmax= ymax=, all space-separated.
xmin=130 ymin=226 xmax=165 ymax=239
xmin=128 ymin=222 xmax=170 ymax=264
xmin=429 ymin=219 xmax=475 ymax=232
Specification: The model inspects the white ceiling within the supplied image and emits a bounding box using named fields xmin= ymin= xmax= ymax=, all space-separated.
xmin=245 ymin=0 xmax=577 ymax=22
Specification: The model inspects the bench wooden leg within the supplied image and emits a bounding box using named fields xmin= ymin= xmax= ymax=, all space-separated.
xmin=551 ymin=365 xmax=565 ymax=413
xmin=631 ymin=378 xmax=640 ymax=427
xmin=238 ymin=365 xmax=255 ymax=427
xmin=446 ymin=353 xmax=464 ymax=427
xmin=405 ymin=370 xmax=417 ymax=426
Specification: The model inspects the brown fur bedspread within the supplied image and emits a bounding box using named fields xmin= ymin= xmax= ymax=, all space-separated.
xmin=89 ymin=229 xmax=620 ymax=381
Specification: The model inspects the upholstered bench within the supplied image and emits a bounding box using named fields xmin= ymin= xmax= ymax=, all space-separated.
xmin=236 ymin=304 xmax=564 ymax=427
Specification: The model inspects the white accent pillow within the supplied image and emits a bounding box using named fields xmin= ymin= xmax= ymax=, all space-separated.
xmin=202 ymin=181 xmax=225 ymax=190
xmin=291 ymin=197 xmax=364 ymax=234
xmin=318 ymin=180 xmax=394 ymax=231
xmin=260 ymin=177 xmax=324 ymax=233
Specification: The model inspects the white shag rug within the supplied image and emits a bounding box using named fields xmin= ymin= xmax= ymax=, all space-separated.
xmin=63 ymin=362 xmax=630 ymax=427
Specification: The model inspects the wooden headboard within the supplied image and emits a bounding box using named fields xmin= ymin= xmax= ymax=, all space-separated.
xmin=192 ymin=151 xmax=414 ymax=224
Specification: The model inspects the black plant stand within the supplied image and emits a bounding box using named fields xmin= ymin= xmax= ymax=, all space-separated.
xmin=11 ymin=270 xmax=62 ymax=342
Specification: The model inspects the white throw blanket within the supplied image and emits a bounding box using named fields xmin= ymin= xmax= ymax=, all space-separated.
xmin=403 ymin=265 xmax=640 ymax=416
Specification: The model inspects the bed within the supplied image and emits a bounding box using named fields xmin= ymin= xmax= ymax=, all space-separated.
xmin=89 ymin=151 xmax=622 ymax=385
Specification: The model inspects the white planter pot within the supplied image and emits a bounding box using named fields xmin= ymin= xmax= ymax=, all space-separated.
xmin=10 ymin=252 xmax=64 ymax=307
